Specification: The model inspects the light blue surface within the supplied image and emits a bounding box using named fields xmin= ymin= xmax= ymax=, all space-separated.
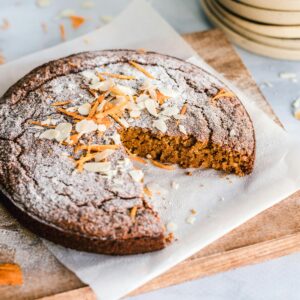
xmin=1 ymin=1 xmax=300 ymax=299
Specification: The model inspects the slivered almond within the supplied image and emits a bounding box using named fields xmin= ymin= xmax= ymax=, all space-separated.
xmin=211 ymin=89 xmax=235 ymax=101
xmin=56 ymin=107 xmax=85 ymax=120
xmin=180 ymin=103 xmax=187 ymax=115
xmin=51 ymin=100 xmax=72 ymax=106
xmin=130 ymin=206 xmax=138 ymax=221
xmin=129 ymin=61 xmax=155 ymax=79
xmin=151 ymin=160 xmax=175 ymax=170
xmin=76 ymin=144 xmax=119 ymax=152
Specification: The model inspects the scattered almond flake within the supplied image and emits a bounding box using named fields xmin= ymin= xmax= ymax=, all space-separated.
xmin=78 ymin=102 xmax=91 ymax=116
xmin=59 ymin=24 xmax=66 ymax=41
xmin=130 ymin=110 xmax=141 ymax=118
xmin=59 ymin=9 xmax=76 ymax=18
xmin=146 ymin=154 xmax=152 ymax=159
xmin=41 ymin=118 xmax=52 ymax=126
xmin=171 ymin=181 xmax=179 ymax=190
xmin=100 ymin=15 xmax=113 ymax=24
xmin=118 ymin=117 xmax=129 ymax=128
xmin=40 ymin=129 xmax=59 ymax=140
xmin=81 ymin=0 xmax=95 ymax=9
xmin=1 ymin=18 xmax=10 ymax=30
xmin=279 ymin=72 xmax=297 ymax=80
xmin=83 ymin=162 xmax=111 ymax=173
xmin=66 ymin=106 xmax=78 ymax=112
xmin=144 ymin=99 xmax=158 ymax=117
xmin=75 ymin=119 xmax=97 ymax=134
xmin=186 ymin=215 xmax=196 ymax=225
xmin=55 ymin=122 xmax=72 ymax=142
xmin=97 ymin=99 xmax=107 ymax=112
xmin=90 ymin=79 xmax=114 ymax=91
xmin=160 ymin=106 xmax=180 ymax=117
xmin=81 ymin=70 xmax=99 ymax=84
xmin=111 ymin=132 xmax=121 ymax=144
xmin=97 ymin=124 xmax=106 ymax=132
xmin=95 ymin=149 xmax=115 ymax=161
xmin=36 ymin=0 xmax=51 ymax=7
xmin=129 ymin=170 xmax=144 ymax=182
xmin=127 ymin=118 xmax=135 ymax=123
xmin=166 ymin=222 xmax=178 ymax=232
xmin=114 ymin=84 xmax=136 ymax=96
xmin=153 ymin=119 xmax=167 ymax=133
xmin=69 ymin=15 xmax=85 ymax=29
xmin=179 ymin=124 xmax=187 ymax=135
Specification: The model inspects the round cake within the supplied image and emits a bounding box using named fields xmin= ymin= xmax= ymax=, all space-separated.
xmin=0 ymin=50 xmax=255 ymax=255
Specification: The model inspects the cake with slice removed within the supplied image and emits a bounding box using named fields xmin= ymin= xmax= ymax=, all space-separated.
xmin=0 ymin=50 xmax=255 ymax=255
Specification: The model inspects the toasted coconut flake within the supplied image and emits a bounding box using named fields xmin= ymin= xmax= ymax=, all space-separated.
xmin=83 ymin=162 xmax=111 ymax=173
xmin=129 ymin=170 xmax=144 ymax=182
xmin=180 ymin=103 xmax=187 ymax=115
xmin=129 ymin=61 xmax=155 ymax=79
xmin=56 ymin=107 xmax=85 ymax=120
xmin=211 ymin=89 xmax=235 ymax=102
xmin=77 ymin=144 xmax=119 ymax=152
xmin=98 ymin=72 xmax=136 ymax=80
xmin=59 ymin=24 xmax=66 ymax=41
xmin=151 ymin=160 xmax=175 ymax=170
xmin=156 ymin=90 xmax=170 ymax=105
xmin=75 ymin=119 xmax=98 ymax=134
xmin=29 ymin=120 xmax=56 ymax=129
xmin=78 ymin=102 xmax=91 ymax=116
xmin=153 ymin=119 xmax=167 ymax=133
xmin=69 ymin=15 xmax=85 ymax=29
xmin=51 ymin=100 xmax=72 ymax=106
xmin=130 ymin=206 xmax=138 ymax=221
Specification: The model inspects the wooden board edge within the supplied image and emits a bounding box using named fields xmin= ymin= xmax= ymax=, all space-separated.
xmin=37 ymin=232 xmax=300 ymax=300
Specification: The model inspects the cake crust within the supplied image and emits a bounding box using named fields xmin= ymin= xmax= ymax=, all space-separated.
xmin=0 ymin=50 xmax=255 ymax=255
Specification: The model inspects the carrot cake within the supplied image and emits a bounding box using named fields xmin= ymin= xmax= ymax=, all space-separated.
xmin=0 ymin=50 xmax=255 ymax=255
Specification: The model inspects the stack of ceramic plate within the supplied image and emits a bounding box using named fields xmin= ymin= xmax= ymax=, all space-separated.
xmin=201 ymin=0 xmax=300 ymax=60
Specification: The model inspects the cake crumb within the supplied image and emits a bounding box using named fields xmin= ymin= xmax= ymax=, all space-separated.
xmin=185 ymin=171 xmax=192 ymax=176
xmin=190 ymin=208 xmax=197 ymax=215
xmin=186 ymin=215 xmax=196 ymax=225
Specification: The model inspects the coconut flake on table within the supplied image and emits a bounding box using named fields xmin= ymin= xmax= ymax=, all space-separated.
xmin=83 ymin=162 xmax=111 ymax=173
xmin=78 ymin=102 xmax=91 ymax=116
xmin=129 ymin=170 xmax=144 ymax=182
xmin=153 ymin=118 xmax=167 ymax=133
xmin=75 ymin=119 xmax=98 ymax=134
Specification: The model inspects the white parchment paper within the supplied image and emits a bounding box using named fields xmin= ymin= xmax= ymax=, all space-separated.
xmin=1 ymin=1 xmax=300 ymax=300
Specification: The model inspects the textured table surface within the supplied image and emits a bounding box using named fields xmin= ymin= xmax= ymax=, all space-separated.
xmin=1 ymin=1 xmax=300 ymax=299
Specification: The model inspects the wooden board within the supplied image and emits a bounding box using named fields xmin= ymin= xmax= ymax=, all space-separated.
xmin=1 ymin=29 xmax=300 ymax=300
